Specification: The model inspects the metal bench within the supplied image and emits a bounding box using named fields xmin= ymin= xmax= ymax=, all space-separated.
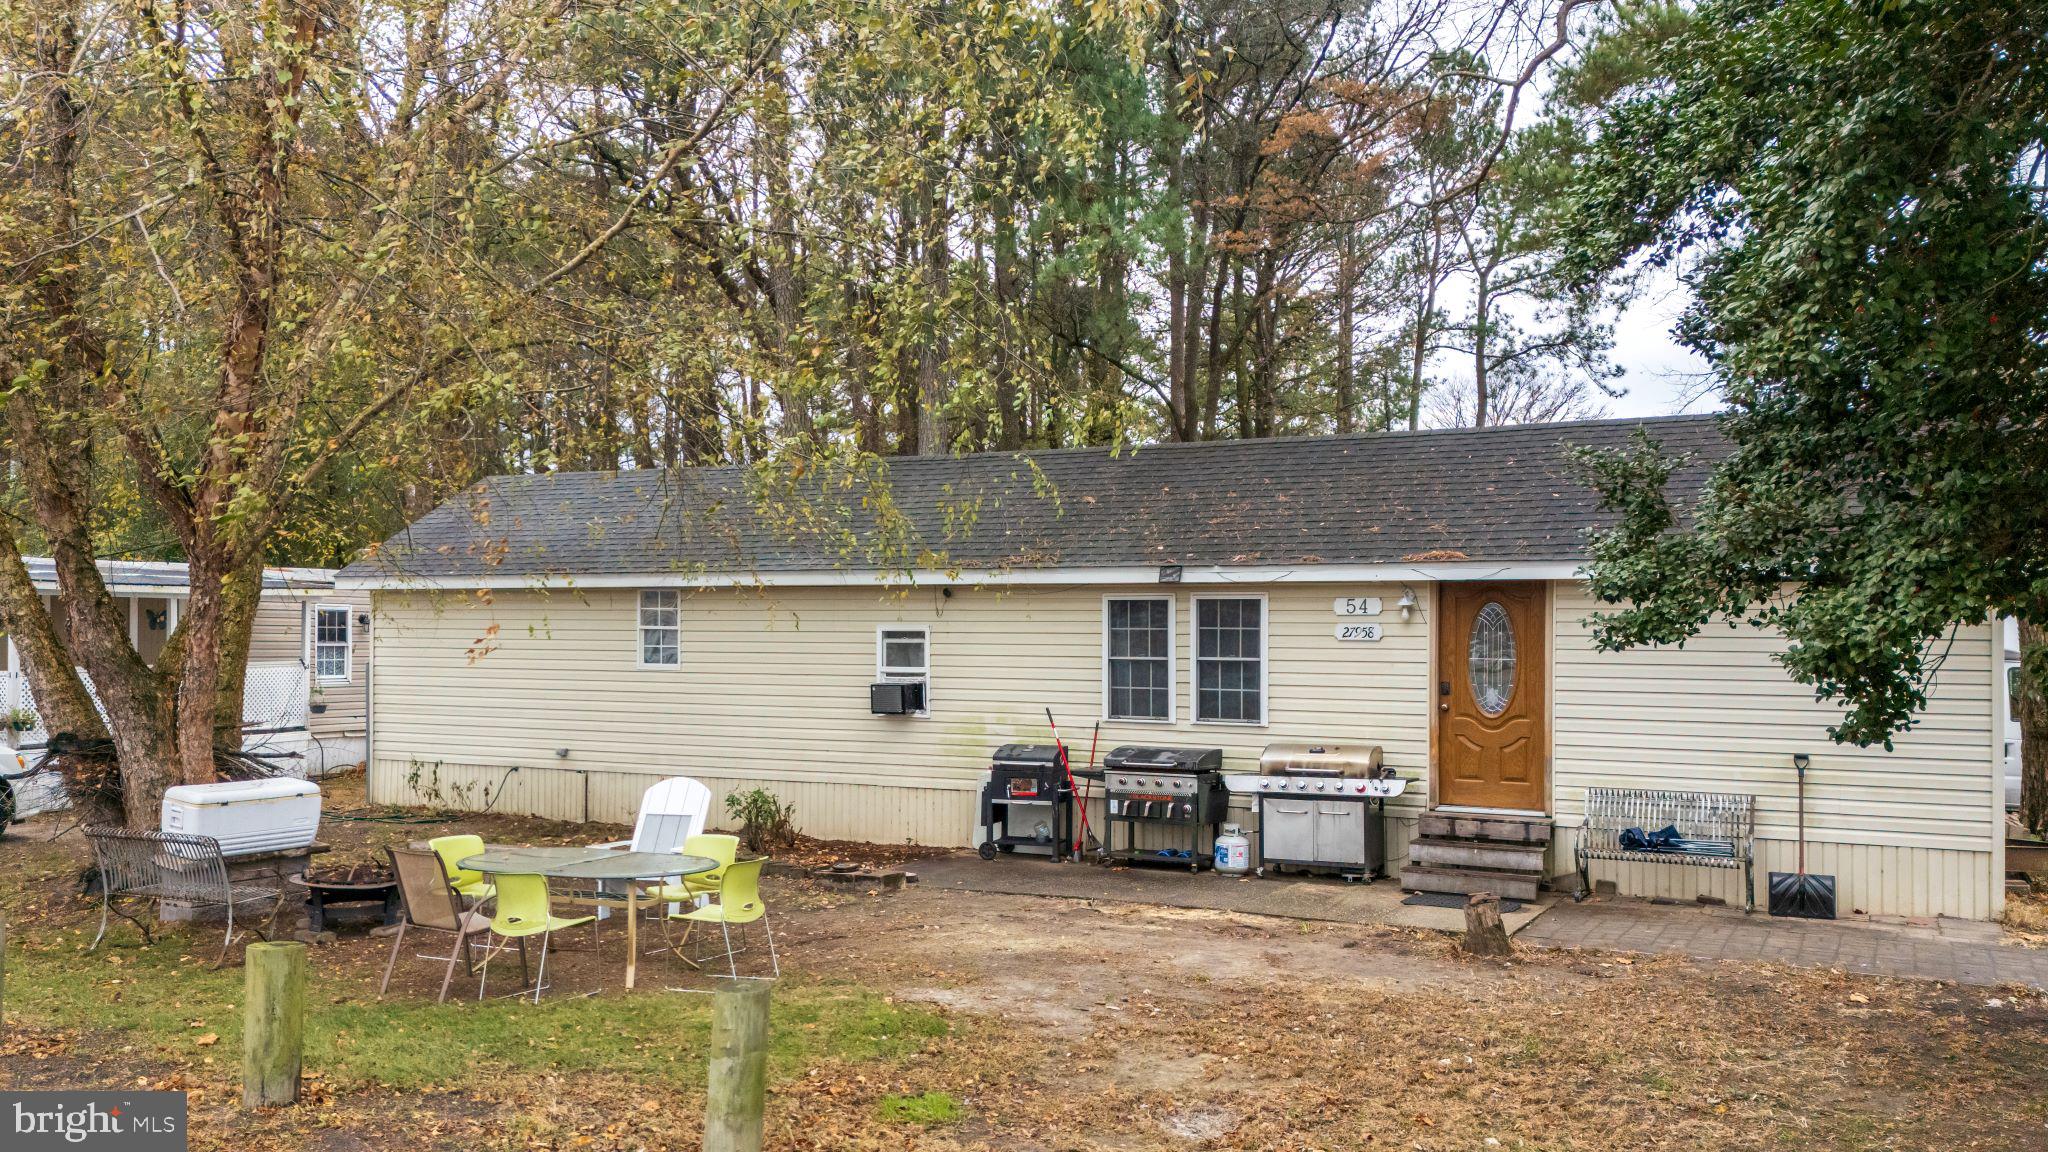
xmin=84 ymin=826 xmax=289 ymax=966
xmin=1574 ymin=788 xmax=1757 ymax=912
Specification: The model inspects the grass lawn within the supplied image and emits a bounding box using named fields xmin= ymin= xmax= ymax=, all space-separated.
xmin=5 ymin=936 xmax=944 ymax=1092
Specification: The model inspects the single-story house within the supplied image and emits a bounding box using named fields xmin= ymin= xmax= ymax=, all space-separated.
xmin=337 ymin=415 xmax=2010 ymax=920
xmin=2 ymin=561 xmax=371 ymax=816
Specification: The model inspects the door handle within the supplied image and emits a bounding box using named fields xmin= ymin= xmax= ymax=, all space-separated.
xmin=1439 ymin=680 xmax=1451 ymax=711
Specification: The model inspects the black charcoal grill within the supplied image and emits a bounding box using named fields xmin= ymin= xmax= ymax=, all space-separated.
xmin=977 ymin=743 xmax=1076 ymax=861
xmin=1100 ymin=745 xmax=1225 ymax=872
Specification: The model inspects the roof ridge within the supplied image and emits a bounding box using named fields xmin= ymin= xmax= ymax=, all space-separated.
xmin=480 ymin=412 xmax=1723 ymax=487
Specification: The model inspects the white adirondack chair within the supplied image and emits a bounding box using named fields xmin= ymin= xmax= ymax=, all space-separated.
xmin=596 ymin=777 xmax=714 ymax=920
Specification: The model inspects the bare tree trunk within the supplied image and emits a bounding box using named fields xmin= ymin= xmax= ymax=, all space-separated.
xmin=0 ymin=539 xmax=119 ymax=825
xmin=992 ymin=185 xmax=1024 ymax=451
xmin=1406 ymin=275 xmax=1437 ymax=431
xmin=915 ymin=181 xmax=951 ymax=457
xmin=2018 ymin=618 xmax=2047 ymax=835
xmin=1472 ymin=255 xmax=1493 ymax=429
xmin=1335 ymin=233 xmax=1356 ymax=434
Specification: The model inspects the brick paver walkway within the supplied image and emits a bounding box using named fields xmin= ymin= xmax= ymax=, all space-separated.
xmin=1519 ymin=898 xmax=2048 ymax=990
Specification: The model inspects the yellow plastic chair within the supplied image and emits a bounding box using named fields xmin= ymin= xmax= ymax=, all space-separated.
xmin=477 ymin=873 xmax=595 ymax=1003
xmin=427 ymin=834 xmax=496 ymax=905
xmin=663 ymin=857 xmax=777 ymax=979
xmin=645 ymin=834 xmax=740 ymax=907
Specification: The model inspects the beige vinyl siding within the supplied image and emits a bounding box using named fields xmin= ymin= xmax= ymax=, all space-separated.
xmin=306 ymin=591 xmax=369 ymax=738
xmin=1551 ymin=584 xmax=2000 ymax=918
xmin=367 ymin=582 xmax=1432 ymax=853
xmin=248 ymin=590 xmax=369 ymax=738
xmin=249 ymin=596 xmax=306 ymax=663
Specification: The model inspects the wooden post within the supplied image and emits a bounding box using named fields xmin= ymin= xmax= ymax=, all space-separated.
xmin=1460 ymin=892 xmax=1513 ymax=958
xmin=243 ymin=941 xmax=306 ymax=1108
xmin=702 ymin=979 xmax=771 ymax=1152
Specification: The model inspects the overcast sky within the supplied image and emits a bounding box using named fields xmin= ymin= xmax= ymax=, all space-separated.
xmin=1606 ymin=267 xmax=1718 ymax=418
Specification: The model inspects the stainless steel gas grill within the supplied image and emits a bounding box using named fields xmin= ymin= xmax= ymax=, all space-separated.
xmin=1224 ymin=743 xmax=1405 ymax=880
xmin=1100 ymin=745 xmax=1226 ymax=871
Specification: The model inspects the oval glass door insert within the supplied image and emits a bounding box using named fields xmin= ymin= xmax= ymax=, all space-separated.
xmin=1468 ymin=602 xmax=1516 ymax=716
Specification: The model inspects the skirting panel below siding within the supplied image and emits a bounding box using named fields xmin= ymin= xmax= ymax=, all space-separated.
xmin=1553 ymin=830 xmax=1995 ymax=920
xmin=367 ymin=757 xmax=1426 ymax=872
xmin=369 ymin=757 xmax=978 ymax=846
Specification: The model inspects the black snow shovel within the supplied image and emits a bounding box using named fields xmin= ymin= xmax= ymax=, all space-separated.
xmin=1769 ymin=753 xmax=1836 ymax=919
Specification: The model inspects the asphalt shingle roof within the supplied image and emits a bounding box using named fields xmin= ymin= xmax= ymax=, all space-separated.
xmin=339 ymin=414 xmax=1727 ymax=583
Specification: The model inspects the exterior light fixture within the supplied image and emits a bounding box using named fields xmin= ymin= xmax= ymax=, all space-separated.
xmin=1396 ymin=589 xmax=1417 ymax=622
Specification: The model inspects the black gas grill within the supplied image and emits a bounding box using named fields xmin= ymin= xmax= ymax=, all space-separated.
xmin=1100 ymin=745 xmax=1226 ymax=871
xmin=977 ymin=743 xmax=1076 ymax=861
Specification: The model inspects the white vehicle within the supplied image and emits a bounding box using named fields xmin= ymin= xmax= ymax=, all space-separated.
xmin=0 ymin=749 xmax=65 ymax=829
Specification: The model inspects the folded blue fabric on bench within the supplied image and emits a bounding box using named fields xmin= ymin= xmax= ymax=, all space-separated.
xmin=1619 ymin=824 xmax=1683 ymax=852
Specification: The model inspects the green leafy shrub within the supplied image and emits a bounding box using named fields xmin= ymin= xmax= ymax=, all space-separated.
xmin=724 ymin=787 xmax=795 ymax=850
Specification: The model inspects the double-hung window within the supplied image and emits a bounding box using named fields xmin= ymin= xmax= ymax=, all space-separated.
xmin=876 ymin=626 xmax=930 ymax=713
xmin=1193 ymin=596 xmax=1265 ymax=724
xmin=314 ymin=606 xmax=352 ymax=682
xmin=1104 ymin=597 xmax=1173 ymax=721
xmin=638 ymin=589 xmax=680 ymax=667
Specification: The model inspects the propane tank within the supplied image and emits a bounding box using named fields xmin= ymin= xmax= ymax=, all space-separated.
xmin=1213 ymin=824 xmax=1252 ymax=875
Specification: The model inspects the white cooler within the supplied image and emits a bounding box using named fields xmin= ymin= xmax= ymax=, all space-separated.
xmin=161 ymin=778 xmax=322 ymax=856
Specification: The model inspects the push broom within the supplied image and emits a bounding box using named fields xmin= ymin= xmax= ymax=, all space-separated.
xmin=1045 ymin=709 xmax=1099 ymax=858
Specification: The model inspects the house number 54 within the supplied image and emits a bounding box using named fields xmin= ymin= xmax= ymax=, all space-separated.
xmin=1333 ymin=596 xmax=1382 ymax=616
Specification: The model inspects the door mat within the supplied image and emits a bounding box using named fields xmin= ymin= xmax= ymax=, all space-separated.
xmin=1401 ymin=892 xmax=1523 ymax=913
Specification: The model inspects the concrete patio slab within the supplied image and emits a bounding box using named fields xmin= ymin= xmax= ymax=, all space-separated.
xmin=1520 ymin=896 xmax=2048 ymax=991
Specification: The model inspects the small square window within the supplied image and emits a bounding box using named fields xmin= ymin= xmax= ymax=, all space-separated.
xmin=638 ymin=590 xmax=680 ymax=667
xmin=877 ymin=627 xmax=929 ymax=713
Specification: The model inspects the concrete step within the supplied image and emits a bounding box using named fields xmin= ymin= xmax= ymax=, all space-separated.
xmin=1399 ymin=864 xmax=1541 ymax=903
xmin=1408 ymin=836 xmax=1548 ymax=873
xmin=1418 ymin=811 xmax=1553 ymax=845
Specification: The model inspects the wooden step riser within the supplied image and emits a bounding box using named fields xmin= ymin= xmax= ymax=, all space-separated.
xmin=1418 ymin=813 xmax=1553 ymax=845
xmin=1398 ymin=866 xmax=1540 ymax=903
xmin=1409 ymin=838 xmax=1548 ymax=873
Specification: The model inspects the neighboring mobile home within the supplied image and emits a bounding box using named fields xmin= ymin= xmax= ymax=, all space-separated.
xmin=1 ymin=561 xmax=371 ymax=820
xmin=338 ymin=415 xmax=2009 ymax=919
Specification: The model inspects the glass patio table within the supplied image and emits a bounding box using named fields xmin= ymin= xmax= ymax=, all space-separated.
xmin=459 ymin=846 xmax=717 ymax=990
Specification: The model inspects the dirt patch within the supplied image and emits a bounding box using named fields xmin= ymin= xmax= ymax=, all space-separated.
xmin=6 ymin=788 xmax=2045 ymax=1152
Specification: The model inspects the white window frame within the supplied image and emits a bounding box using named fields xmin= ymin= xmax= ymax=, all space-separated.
xmin=1101 ymin=594 xmax=1176 ymax=724
xmin=313 ymin=604 xmax=354 ymax=684
xmin=636 ymin=589 xmax=681 ymax=669
xmin=875 ymin=625 xmax=931 ymax=716
xmin=1190 ymin=593 xmax=1269 ymax=726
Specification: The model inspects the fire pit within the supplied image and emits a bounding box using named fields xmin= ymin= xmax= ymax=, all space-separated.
xmin=297 ymin=862 xmax=401 ymax=932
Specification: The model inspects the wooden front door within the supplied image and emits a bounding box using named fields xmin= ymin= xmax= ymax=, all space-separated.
xmin=1435 ymin=582 xmax=1548 ymax=811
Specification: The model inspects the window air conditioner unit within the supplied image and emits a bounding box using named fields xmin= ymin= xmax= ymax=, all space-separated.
xmin=870 ymin=680 xmax=927 ymax=715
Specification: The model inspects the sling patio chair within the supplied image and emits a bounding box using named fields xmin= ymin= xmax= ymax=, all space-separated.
xmin=381 ymin=847 xmax=492 ymax=1003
